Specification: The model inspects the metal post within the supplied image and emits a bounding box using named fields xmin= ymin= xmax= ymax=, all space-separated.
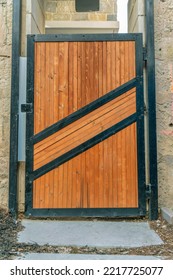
xmin=9 ymin=0 xmax=21 ymax=216
xmin=145 ymin=0 xmax=158 ymax=220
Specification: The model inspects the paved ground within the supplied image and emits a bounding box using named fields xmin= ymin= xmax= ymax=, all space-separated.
xmin=17 ymin=220 xmax=163 ymax=260
xmin=18 ymin=220 xmax=163 ymax=248
xmin=17 ymin=253 xmax=162 ymax=260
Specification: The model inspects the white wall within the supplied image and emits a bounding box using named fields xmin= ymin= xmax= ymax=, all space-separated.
xmin=26 ymin=0 xmax=45 ymax=34
xmin=117 ymin=0 xmax=128 ymax=33
xmin=128 ymin=0 xmax=146 ymax=44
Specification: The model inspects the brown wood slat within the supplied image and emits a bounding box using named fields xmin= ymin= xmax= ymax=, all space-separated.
xmin=33 ymin=40 xmax=138 ymax=210
xmin=34 ymin=90 xmax=135 ymax=154
xmin=33 ymin=123 xmax=138 ymax=209
xmin=34 ymin=90 xmax=136 ymax=170
xmin=34 ymin=41 xmax=136 ymax=133
xmin=34 ymin=88 xmax=135 ymax=152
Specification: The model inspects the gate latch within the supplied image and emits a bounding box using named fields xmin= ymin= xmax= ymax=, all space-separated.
xmin=21 ymin=103 xmax=33 ymax=113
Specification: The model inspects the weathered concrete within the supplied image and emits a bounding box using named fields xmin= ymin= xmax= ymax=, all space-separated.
xmin=161 ymin=207 xmax=173 ymax=225
xmin=18 ymin=220 xmax=163 ymax=248
xmin=0 ymin=0 xmax=12 ymax=210
xmin=17 ymin=253 xmax=163 ymax=260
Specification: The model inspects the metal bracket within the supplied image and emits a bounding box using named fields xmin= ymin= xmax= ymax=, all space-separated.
xmin=21 ymin=103 xmax=33 ymax=113
xmin=143 ymin=47 xmax=147 ymax=62
xmin=144 ymin=103 xmax=148 ymax=115
xmin=146 ymin=183 xmax=152 ymax=199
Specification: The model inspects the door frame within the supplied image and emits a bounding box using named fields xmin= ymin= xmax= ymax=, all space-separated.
xmin=9 ymin=0 xmax=158 ymax=220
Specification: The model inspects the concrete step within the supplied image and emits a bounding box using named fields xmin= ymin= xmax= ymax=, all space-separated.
xmin=17 ymin=253 xmax=163 ymax=260
xmin=18 ymin=220 xmax=163 ymax=248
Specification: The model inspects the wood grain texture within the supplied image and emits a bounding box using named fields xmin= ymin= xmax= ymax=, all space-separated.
xmin=33 ymin=123 xmax=138 ymax=208
xmin=33 ymin=41 xmax=138 ymax=210
xmin=34 ymin=89 xmax=136 ymax=170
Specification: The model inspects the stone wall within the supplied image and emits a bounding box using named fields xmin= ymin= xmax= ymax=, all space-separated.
xmin=45 ymin=0 xmax=117 ymax=21
xmin=128 ymin=0 xmax=173 ymax=210
xmin=0 ymin=0 xmax=12 ymax=209
xmin=154 ymin=0 xmax=173 ymax=210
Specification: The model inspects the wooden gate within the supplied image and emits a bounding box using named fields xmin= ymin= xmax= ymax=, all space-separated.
xmin=25 ymin=34 xmax=145 ymax=217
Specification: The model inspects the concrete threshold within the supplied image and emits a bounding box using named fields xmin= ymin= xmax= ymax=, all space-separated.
xmin=18 ymin=220 xmax=163 ymax=248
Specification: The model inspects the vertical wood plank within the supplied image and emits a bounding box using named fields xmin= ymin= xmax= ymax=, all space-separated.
xmin=67 ymin=160 xmax=72 ymax=208
xmin=53 ymin=43 xmax=58 ymax=122
xmin=49 ymin=44 xmax=54 ymax=207
xmin=58 ymin=165 xmax=63 ymax=208
xmin=68 ymin=42 xmax=73 ymax=115
xmin=115 ymin=41 xmax=121 ymax=88
xmin=122 ymin=128 xmax=126 ymax=207
xmin=133 ymin=123 xmax=138 ymax=207
xmin=53 ymin=167 xmax=58 ymax=208
xmin=98 ymin=142 xmax=104 ymax=207
xmin=77 ymin=42 xmax=82 ymax=109
xmin=103 ymin=41 xmax=108 ymax=207
xmin=93 ymin=42 xmax=99 ymax=207
xmin=73 ymin=42 xmax=78 ymax=112
xmin=98 ymin=42 xmax=104 ymax=208
xmin=117 ymin=130 xmax=122 ymax=207
xmin=112 ymin=134 xmax=118 ymax=207
xmin=71 ymin=156 xmax=77 ymax=208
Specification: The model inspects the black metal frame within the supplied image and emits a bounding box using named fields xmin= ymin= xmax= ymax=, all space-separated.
xmin=25 ymin=33 xmax=146 ymax=217
xmin=145 ymin=0 xmax=158 ymax=220
xmin=9 ymin=0 xmax=21 ymax=216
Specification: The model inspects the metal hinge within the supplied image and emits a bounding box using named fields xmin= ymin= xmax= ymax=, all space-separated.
xmin=144 ymin=103 xmax=147 ymax=115
xmin=21 ymin=103 xmax=33 ymax=113
xmin=143 ymin=47 xmax=147 ymax=62
xmin=146 ymin=183 xmax=152 ymax=199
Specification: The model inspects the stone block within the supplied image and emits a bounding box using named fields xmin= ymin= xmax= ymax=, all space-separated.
xmin=107 ymin=14 xmax=117 ymax=21
xmin=0 ymin=177 xmax=8 ymax=210
xmin=46 ymin=2 xmax=57 ymax=13
xmin=53 ymin=13 xmax=72 ymax=21
xmin=100 ymin=0 xmax=115 ymax=13
xmin=0 ymin=5 xmax=6 ymax=46
xmin=56 ymin=1 xmax=75 ymax=14
xmin=88 ymin=13 xmax=107 ymax=21
xmin=71 ymin=13 xmax=88 ymax=21
xmin=45 ymin=12 xmax=54 ymax=21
